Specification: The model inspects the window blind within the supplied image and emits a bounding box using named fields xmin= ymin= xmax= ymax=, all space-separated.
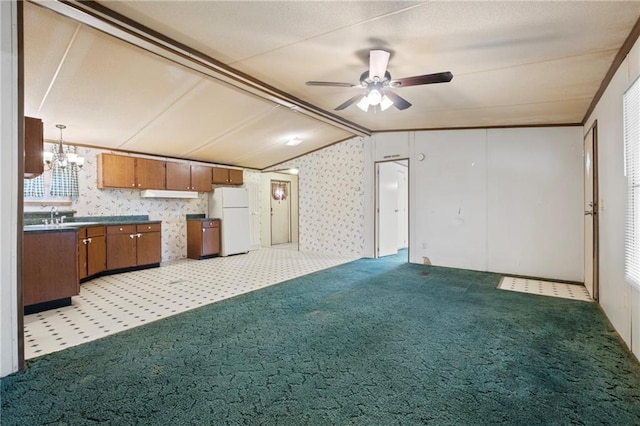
xmin=623 ymin=77 xmax=640 ymax=290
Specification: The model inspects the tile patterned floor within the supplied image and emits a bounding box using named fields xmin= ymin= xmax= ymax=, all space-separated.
xmin=24 ymin=248 xmax=358 ymax=359
xmin=498 ymin=276 xmax=593 ymax=302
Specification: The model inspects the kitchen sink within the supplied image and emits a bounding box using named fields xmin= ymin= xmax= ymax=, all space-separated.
xmin=24 ymin=222 xmax=99 ymax=230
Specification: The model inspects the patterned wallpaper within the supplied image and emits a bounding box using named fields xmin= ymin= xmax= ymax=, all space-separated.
xmin=273 ymin=137 xmax=365 ymax=257
xmin=28 ymin=146 xmax=210 ymax=262
xmin=27 ymin=139 xmax=364 ymax=260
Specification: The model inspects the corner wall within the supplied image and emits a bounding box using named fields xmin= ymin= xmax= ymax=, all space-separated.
xmin=1 ymin=0 xmax=20 ymax=378
xmin=584 ymin=34 xmax=640 ymax=357
xmin=274 ymin=138 xmax=365 ymax=257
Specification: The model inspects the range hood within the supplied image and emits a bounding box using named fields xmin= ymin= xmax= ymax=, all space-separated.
xmin=140 ymin=190 xmax=198 ymax=199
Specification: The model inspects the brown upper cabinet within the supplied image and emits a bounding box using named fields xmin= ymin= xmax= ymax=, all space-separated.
xmin=24 ymin=116 xmax=44 ymax=178
xmin=166 ymin=162 xmax=212 ymax=192
xmin=212 ymin=167 xmax=243 ymax=185
xmin=97 ymin=153 xmax=165 ymax=190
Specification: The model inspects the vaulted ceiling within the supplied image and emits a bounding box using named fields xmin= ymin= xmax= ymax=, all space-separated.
xmin=24 ymin=1 xmax=640 ymax=169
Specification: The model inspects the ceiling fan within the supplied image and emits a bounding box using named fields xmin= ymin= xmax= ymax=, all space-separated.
xmin=306 ymin=49 xmax=453 ymax=112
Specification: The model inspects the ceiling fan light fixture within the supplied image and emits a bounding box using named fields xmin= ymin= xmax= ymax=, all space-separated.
xmin=380 ymin=95 xmax=394 ymax=111
xmin=367 ymin=89 xmax=382 ymax=106
xmin=356 ymin=96 xmax=370 ymax=112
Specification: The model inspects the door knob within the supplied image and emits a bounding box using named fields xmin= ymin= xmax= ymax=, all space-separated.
xmin=585 ymin=210 xmax=595 ymax=216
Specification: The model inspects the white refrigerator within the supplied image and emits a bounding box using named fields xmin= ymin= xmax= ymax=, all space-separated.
xmin=209 ymin=187 xmax=250 ymax=256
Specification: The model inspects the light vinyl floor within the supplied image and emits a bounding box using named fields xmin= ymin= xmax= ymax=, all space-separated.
xmin=25 ymin=248 xmax=358 ymax=359
xmin=498 ymin=276 xmax=592 ymax=302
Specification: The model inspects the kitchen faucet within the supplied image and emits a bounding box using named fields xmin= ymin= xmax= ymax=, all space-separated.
xmin=50 ymin=206 xmax=58 ymax=224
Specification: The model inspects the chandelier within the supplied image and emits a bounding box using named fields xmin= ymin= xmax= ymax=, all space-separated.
xmin=43 ymin=124 xmax=84 ymax=170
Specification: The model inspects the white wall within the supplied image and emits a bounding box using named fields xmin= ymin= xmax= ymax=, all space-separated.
xmin=584 ymin=35 xmax=640 ymax=357
xmin=1 ymin=0 xmax=20 ymax=377
xmin=412 ymin=129 xmax=489 ymax=271
xmin=364 ymin=127 xmax=584 ymax=282
xmin=486 ymin=127 xmax=584 ymax=280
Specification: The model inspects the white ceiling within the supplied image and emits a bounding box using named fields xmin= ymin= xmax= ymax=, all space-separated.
xmin=23 ymin=1 xmax=640 ymax=169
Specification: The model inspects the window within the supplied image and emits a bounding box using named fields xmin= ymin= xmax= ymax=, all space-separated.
xmin=24 ymin=175 xmax=44 ymax=198
xmin=623 ymin=77 xmax=640 ymax=290
xmin=23 ymin=144 xmax=81 ymax=203
xmin=49 ymin=145 xmax=79 ymax=197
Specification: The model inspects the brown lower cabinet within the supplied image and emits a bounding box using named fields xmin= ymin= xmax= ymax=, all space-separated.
xmin=23 ymin=230 xmax=79 ymax=308
xmin=106 ymin=223 xmax=161 ymax=270
xmin=187 ymin=219 xmax=220 ymax=259
xmin=78 ymin=226 xmax=106 ymax=280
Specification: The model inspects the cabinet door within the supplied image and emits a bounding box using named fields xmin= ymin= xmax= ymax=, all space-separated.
xmin=212 ymin=167 xmax=229 ymax=184
xmin=87 ymin=235 xmax=106 ymax=276
xmin=228 ymin=169 xmax=243 ymax=185
xmin=98 ymin=154 xmax=136 ymax=189
xmin=78 ymin=230 xmax=88 ymax=280
xmin=24 ymin=231 xmax=79 ymax=306
xmin=209 ymin=226 xmax=221 ymax=255
xmin=137 ymin=232 xmax=162 ymax=266
xmin=24 ymin=116 xmax=44 ymax=178
xmin=202 ymin=227 xmax=217 ymax=256
xmin=166 ymin=162 xmax=191 ymax=190
xmin=136 ymin=158 xmax=166 ymax=190
xmin=191 ymin=165 xmax=212 ymax=192
xmin=186 ymin=220 xmax=203 ymax=259
xmin=106 ymin=229 xmax=137 ymax=270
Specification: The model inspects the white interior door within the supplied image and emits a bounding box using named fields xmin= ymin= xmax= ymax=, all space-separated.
xmin=584 ymin=126 xmax=598 ymax=300
xmin=271 ymin=180 xmax=291 ymax=245
xmin=247 ymin=182 xmax=261 ymax=250
xmin=377 ymin=162 xmax=399 ymax=257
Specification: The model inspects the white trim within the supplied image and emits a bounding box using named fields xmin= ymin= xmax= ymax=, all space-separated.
xmin=0 ymin=0 xmax=20 ymax=377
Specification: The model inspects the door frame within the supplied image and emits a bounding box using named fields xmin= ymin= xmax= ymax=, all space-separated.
xmin=374 ymin=159 xmax=410 ymax=260
xmin=584 ymin=120 xmax=599 ymax=301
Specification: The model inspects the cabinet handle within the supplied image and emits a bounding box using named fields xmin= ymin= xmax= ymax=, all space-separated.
xmin=138 ymin=183 xmax=141 ymax=187
xmin=131 ymin=183 xmax=135 ymax=187
xmin=87 ymin=238 xmax=92 ymax=243
xmin=130 ymin=234 xmax=135 ymax=239
xmin=137 ymin=233 xmax=142 ymax=238
xmin=119 ymin=227 xmax=124 ymax=231
xmin=82 ymin=239 xmax=88 ymax=245
xmin=148 ymin=226 xmax=151 ymax=229
xmin=202 ymin=229 xmax=206 ymax=233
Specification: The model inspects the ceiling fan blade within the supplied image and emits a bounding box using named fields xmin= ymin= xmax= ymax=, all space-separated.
xmin=369 ymin=50 xmax=390 ymax=81
xmin=306 ymin=81 xmax=357 ymax=88
xmin=390 ymin=71 xmax=453 ymax=88
xmin=335 ymin=94 xmax=366 ymax=111
xmin=384 ymin=90 xmax=412 ymax=110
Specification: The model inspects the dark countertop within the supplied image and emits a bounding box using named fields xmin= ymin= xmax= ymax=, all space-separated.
xmin=24 ymin=216 xmax=161 ymax=233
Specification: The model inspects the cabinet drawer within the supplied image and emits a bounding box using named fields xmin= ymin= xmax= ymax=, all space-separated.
xmin=107 ymin=225 xmax=136 ymax=235
xmin=86 ymin=226 xmax=105 ymax=237
xmin=202 ymin=220 xmax=219 ymax=228
xmin=137 ymin=223 xmax=161 ymax=233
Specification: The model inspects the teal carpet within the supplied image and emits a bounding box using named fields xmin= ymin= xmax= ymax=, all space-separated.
xmin=2 ymin=254 xmax=640 ymax=425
